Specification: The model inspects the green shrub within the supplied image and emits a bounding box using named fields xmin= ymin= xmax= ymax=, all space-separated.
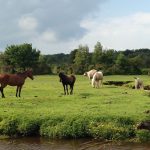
xmin=136 ymin=130 xmax=150 ymax=142
xmin=40 ymin=116 xmax=64 ymax=138
xmin=40 ymin=116 xmax=89 ymax=138
xmin=141 ymin=68 xmax=150 ymax=75
xmin=18 ymin=119 xmax=40 ymax=136
xmin=0 ymin=117 xmax=19 ymax=136
xmin=88 ymin=122 xmax=135 ymax=140
xmin=115 ymin=117 xmax=135 ymax=126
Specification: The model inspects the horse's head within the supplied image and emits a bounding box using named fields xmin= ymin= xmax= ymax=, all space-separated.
xmin=59 ymin=72 xmax=64 ymax=82
xmin=83 ymin=72 xmax=87 ymax=76
xmin=26 ymin=70 xmax=34 ymax=80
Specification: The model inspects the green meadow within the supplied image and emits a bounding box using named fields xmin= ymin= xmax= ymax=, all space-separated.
xmin=0 ymin=75 xmax=150 ymax=141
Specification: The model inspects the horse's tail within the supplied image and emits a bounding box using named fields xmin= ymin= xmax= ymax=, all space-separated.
xmin=0 ymin=74 xmax=9 ymax=84
xmin=71 ymin=75 xmax=76 ymax=84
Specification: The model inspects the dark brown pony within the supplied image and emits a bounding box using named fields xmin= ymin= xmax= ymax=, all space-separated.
xmin=0 ymin=70 xmax=34 ymax=98
xmin=59 ymin=72 xmax=76 ymax=95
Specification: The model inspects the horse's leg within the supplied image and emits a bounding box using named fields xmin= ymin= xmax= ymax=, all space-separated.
xmin=16 ymin=86 xmax=19 ymax=97
xmin=18 ymin=86 xmax=22 ymax=97
xmin=95 ymin=81 xmax=98 ymax=88
xmin=97 ymin=81 xmax=100 ymax=88
xmin=101 ymin=79 xmax=103 ymax=87
xmin=66 ymin=85 xmax=69 ymax=95
xmin=0 ymin=87 xmax=5 ymax=98
xmin=70 ymin=85 xmax=72 ymax=94
xmin=70 ymin=85 xmax=73 ymax=95
xmin=63 ymin=84 xmax=66 ymax=95
xmin=0 ymin=87 xmax=2 ymax=98
xmin=0 ymin=84 xmax=6 ymax=98
xmin=0 ymin=86 xmax=1 ymax=97
xmin=91 ymin=79 xmax=94 ymax=87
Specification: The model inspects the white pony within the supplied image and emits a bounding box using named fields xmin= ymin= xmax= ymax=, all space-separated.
xmin=134 ymin=77 xmax=144 ymax=89
xmin=92 ymin=71 xmax=103 ymax=88
xmin=84 ymin=69 xmax=97 ymax=82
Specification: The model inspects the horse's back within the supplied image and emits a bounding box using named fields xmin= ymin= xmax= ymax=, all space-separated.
xmin=93 ymin=71 xmax=103 ymax=81
xmin=0 ymin=74 xmax=24 ymax=86
xmin=70 ymin=75 xmax=76 ymax=83
xmin=88 ymin=69 xmax=97 ymax=79
xmin=8 ymin=74 xmax=25 ymax=86
xmin=0 ymin=74 xmax=9 ymax=83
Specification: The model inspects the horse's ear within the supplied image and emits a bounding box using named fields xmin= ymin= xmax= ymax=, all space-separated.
xmin=27 ymin=68 xmax=33 ymax=71
xmin=57 ymin=68 xmax=61 ymax=74
xmin=83 ymin=72 xmax=87 ymax=76
xmin=25 ymin=68 xmax=33 ymax=73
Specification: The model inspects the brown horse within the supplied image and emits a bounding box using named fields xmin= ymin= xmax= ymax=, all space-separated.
xmin=0 ymin=70 xmax=34 ymax=98
xmin=59 ymin=72 xmax=76 ymax=95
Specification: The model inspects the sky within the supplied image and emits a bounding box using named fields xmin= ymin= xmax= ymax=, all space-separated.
xmin=1 ymin=0 xmax=150 ymax=54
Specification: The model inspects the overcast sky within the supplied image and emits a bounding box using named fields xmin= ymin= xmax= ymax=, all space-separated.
xmin=1 ymin=0 xmax=150 ymax=54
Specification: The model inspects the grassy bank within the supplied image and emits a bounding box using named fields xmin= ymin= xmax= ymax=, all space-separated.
xmin=0 ymin=75 xmax=150 ymax=141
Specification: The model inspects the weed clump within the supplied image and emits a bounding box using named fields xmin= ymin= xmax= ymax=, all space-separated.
xmin=136 ymin=130 xmax=150 ymax=142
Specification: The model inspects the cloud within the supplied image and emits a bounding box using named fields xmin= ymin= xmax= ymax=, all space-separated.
xmin=78 ymin=12 xmax=150 ymax=51
xmin=0 ymin=0 xmax=106 ymax=53
xmin=18 ymin=16 xmax=38 ymax=31
xmin=2 ymin=1 xmax=150 ymax=54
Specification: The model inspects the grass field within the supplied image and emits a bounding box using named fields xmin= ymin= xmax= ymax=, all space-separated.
xmin=0 ymin=75 xmax=150 ymax=141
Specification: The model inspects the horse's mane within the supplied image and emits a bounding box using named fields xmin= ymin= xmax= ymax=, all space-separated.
xmin=16 ymin=70 xmax=28 ymax=76
xmin=59 ymin=72 xmax=66 ymax=77
xmin=16 ymin=72 xmax=23 ymax=75
xmin=16 ymin=72 xmax=25 ymax=75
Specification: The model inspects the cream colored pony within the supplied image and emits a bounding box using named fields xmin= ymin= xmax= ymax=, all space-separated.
xmin=134 ymin=77 xmax=144 ymax=89
xmin=84 ymin=69 xmax=97 ymax=83
xmin=92 ymin=71 xmax=103 ymax=88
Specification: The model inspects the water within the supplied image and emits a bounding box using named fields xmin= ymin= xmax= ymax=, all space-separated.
xmin=0 ymin=137 xmax=150 ymax=150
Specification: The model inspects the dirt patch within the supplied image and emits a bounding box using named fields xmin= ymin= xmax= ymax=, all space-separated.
xmin=104 ymin=81 xmax=132 ymax=86
xmin=104 ymin=81 xmax=150 ymax=90
xmin=132 ymin=85 xmax=150 ymax=90
xmin=144 ymin=110 xmax=150 ymax=114
xmin=137 ymin=120 xmax=150 ymax=131
xmin=144 ymin=85 xmax=150 ymax=90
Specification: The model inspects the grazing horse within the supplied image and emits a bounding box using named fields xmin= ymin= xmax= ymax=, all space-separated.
xmin=0 ymin=70 xmax=34 ymax=98
xmin=84 ymin=69 xmax=97 ymax=83
xmin=59 ymin=72 xmax=76 ymax=95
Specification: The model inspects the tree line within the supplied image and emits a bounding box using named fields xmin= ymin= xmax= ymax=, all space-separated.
xmin=0 ymin=42 xmax=150 ymax=75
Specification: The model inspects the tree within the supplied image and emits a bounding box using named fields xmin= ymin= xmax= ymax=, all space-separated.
xmin=92 ymin=41 xmax=103 ymax=64
xmin=115 ymin=53 xmax=130 ymax=74
xmin=73 ymin=44 xmax=90 ymax=74
xmin=74 ymin=45 xmax=89 ymax=65
xmin=33 ymin=55 xmax=52 ymax=75
xmin=128 ymin=56 xmax=142 ymax=74
xmin=4 ymin=43 xmax=40 ymax=71
xmin=69 ymin=49 xmax=78 ymax=64
xmin=0 ymin=52 xmax=4 ymax=72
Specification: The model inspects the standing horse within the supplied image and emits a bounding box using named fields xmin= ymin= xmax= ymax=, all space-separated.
xmin=134 ymin=77 xmax=144 ymax=90
xmin=59 ymin=72 xmax=76 ymax=95
xmin=91 ymin=71 xmax=103 ymax=88
xmin=0 ymin=70 xmax=34 ymax=98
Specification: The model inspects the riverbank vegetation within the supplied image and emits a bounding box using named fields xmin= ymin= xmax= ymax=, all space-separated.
xmin=0 ymin=75 xmax=149 ymax=142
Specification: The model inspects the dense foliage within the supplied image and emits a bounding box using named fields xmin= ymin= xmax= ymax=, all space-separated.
xmin=0 ymin=42 xmax=150 ymax=75
xmin=0 ymin=43 xmax=40 ymax=73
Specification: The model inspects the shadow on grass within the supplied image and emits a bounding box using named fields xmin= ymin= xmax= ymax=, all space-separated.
xmin=79 ymin=93 xmax=94 ymax=99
